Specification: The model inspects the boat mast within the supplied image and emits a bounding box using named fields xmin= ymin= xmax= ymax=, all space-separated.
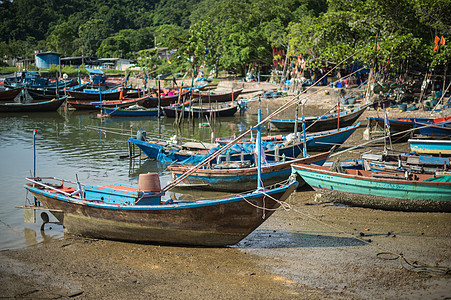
xmin=255 ymin=109 xmax=264 ymax=189
xmin=33 ymin=129 xmax=37 ymax=177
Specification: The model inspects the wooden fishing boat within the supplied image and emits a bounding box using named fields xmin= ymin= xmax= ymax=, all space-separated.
xmin=291 ymin=163 xmax=451 ymax=212
xmin=270 ymin=105 xmax=367 ymax=132
xmin=10 ymin=72 xmax=76 ymax=89
xmin=130 ymin=132 xmax=311 ymax=163
xmin=24 ymin=175 xmax=298 ymax=246
xmin=141 ymin=90 xmax=191 ymax=108
xmin=367 ymin=117 xmax=416 ymax=141
xmin=362 ymin=153 xmax=449 ymax=174
xmin=129 ymin=123 xmax=358 ymax=163
xmin=168 ymin=151 xmax=331 ymax=192
xmin=68 ymin=88 xmax=122 ymax=100
xmin=67 ymin=95 xmax=149 ymax=110
xmin=409 ymin=139 xmax=451 ymax=156
xmin=192 ymin=89 xmax=243 ymax=102
xmin=0 ymin=86 xmax=23 ymax=101
xmin=124 ymin=88 xmax=146 ymax=99
xmin=162 ymin=103 xmax=239 ymax=118
xmin=26 ymin=83 xmax=89 ymax=100
xmin=217 ymin=123 xmax=360 ymax=151
xmin=0 ymin=96 xmax=67 ymax=113
xmin=414 ymin=120 xmax=451 ymax=137
xmin=399 ymin=116 xmax=451 ymax=123
xmin=367 ymin=116 xmax=451 ymax=140
xmin=295 ymin=123 xmax=360 ymax=150
xmin=100 ymin=105 xmax=159 ymax=117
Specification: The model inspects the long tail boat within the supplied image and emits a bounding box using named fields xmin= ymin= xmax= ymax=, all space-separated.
xmin=67 ymin=88 xmax=122 ymax=100
xmin=192 ymin=89 xmax=243 ymax=102
xmin=367 ymin=116 xmax=451 ymax=141
xmin=291 ymin=163 xmax=451 ymax=212
xmin=141 ymin=90 xmax=191 ymax=108
xmin=0 ymin=96 xmax=67 ymax=112
xmin=24 ymin=175 xmax=297 ymax=246
xmin=0 ymin=86 xmax=23 ymax=101
xmin=128 ymin=123 xmax=358 ymax=163
xmin=270 ymin=105 xmax=367 ymax=132
xmin=362 ymin=153 xmax=449 ymax=174
xmin=162 ymin=103 xmax=238 ymax=118
xmin=414 ymin=120 xmax=451 ymax=137
xmin=409 ymin=139 xmax=451 ymax=156
xmin=168 ymin=151 xmax=331 ymax=192
xmin=67 ymin=95 xmax=150 ymax=110
xmin=26 ymin=83 xmax=89 ymax=100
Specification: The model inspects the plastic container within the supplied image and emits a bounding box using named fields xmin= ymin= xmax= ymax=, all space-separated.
xmin=398 ymin=103 xmax=407 ymax=112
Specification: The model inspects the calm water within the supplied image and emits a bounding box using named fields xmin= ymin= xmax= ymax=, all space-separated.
xmin=0 ymin=107 xmax=254 ymax=250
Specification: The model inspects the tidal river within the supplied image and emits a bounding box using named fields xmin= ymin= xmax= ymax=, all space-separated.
xmin=0 ymin=108 xmax=252 ymax=250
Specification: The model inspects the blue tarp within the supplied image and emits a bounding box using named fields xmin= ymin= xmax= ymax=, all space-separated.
xmin=85 ymin=68 xmax=105 ymax=75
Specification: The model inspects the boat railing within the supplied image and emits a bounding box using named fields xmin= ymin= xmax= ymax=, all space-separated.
xmin=25 ymin=177 xmax=81 ymax=198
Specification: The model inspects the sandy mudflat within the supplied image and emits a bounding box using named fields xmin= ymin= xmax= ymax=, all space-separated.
xmin=1 ymin=191 xmax=450 ymax=299
xmin=1 ymin=83 xmax=450 ymax=299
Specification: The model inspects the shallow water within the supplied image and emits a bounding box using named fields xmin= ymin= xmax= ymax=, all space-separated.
xmin=0 ymin=107 xmax=252 ymax=250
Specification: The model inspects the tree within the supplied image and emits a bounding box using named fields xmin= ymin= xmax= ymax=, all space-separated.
xmin=183 ymin=19 xmax=219 ymax=75
xmin=78 ymin=19 xmax=113 ymax=57
xmin=46 ymin=22 xmax=78 ymax=56
xmin=97 ymin=35 xmax=131 ymax=58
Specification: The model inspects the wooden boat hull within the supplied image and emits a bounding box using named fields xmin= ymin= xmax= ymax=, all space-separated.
xmin=192 ymin=89 xmax=243 ymax=102
xmin=129 ymin=123 xmax=355 ymax=163
xmin=163 ymin=104 xmax=238 ymax=118
xmin=291 ymin=163 xmax=451 ymax=212
xmin=0 ymin=96 xmax=67 ymax=112
xmin=362 ymin=153 xmax=449 ymax=174
xmin=409 ymin=139 xmax=451 ymax=156
xmin=0 ymin=87 xmax=23 ymax=100
xmin=415 ymin=121 xmax=451 ymax=137
xmin=367 ymin=117 xmax=416 ymax=141
xmin=141 ymin=91 xmax=191 ymax=108
xmin=68 ymin=96 xmax=149 ymax=110
xmin=304 ymin=123 xmax=359 ymax=150
xmin=130 ymin=136 xmax=306 ymax=163
xmin=25 ymin=181 xmax=298 ymax=246
xmin=270 ymin=105 xmax=367 ymax=132
xmin=26 ymin=83 xmax=90 ymax=100
xmin=129 ymin=123 xmax=357 ymax=165
xmin=169 ymin=151 xmax=330 ymax=192
xmin=68 ymin=89 xmax=122 ymax=100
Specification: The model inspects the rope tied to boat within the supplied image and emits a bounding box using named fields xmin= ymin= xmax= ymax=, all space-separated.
xmin=377 ymin=252 xmax=451 ymax=276
xmin=238 ymin=179 xmax=294 ymax=214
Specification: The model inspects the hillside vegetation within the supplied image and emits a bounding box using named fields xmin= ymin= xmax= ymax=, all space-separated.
xmin=0 ymin=0 xmax=449 ymax=77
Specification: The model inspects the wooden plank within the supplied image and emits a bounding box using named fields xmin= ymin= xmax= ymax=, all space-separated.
xmin=16 ymin=205 xmax=64 ymax=213
xmin=182 ymin=142 xmax=219 ymax=150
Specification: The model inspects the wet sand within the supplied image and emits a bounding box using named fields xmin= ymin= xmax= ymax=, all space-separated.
xmin=1 ymin=191 xmax=449 ymax=299
xmin=1 ymin=84 xmax=450 ymax=299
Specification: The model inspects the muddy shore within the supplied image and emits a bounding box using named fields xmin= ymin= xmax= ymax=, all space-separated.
xmin=1 ymin=83 xmax=450 ymax=299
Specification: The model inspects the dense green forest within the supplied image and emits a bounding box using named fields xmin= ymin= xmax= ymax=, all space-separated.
xmin=0 ymin=0 xmax=449 ymax=77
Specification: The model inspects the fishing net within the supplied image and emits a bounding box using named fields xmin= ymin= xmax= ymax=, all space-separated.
xmin=178 ymin=154 xmax=210 ymax=165
xmin=157 ymin=149 xmax=175 ymax=164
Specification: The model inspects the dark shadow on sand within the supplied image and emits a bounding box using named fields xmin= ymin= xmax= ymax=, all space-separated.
xmin=234 ymin=229 xmax=367 ymax=249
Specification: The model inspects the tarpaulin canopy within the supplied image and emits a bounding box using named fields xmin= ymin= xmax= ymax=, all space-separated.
xmin=85 ymin=68 xmax=105 ymax=75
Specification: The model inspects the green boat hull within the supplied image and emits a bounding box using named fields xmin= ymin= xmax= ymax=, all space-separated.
xmin=292 ymin=164 xmax=451 ymax=212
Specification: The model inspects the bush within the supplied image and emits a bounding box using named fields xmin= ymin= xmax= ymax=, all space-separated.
xmin=0 ymin=66 xmax=18 ymax=74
